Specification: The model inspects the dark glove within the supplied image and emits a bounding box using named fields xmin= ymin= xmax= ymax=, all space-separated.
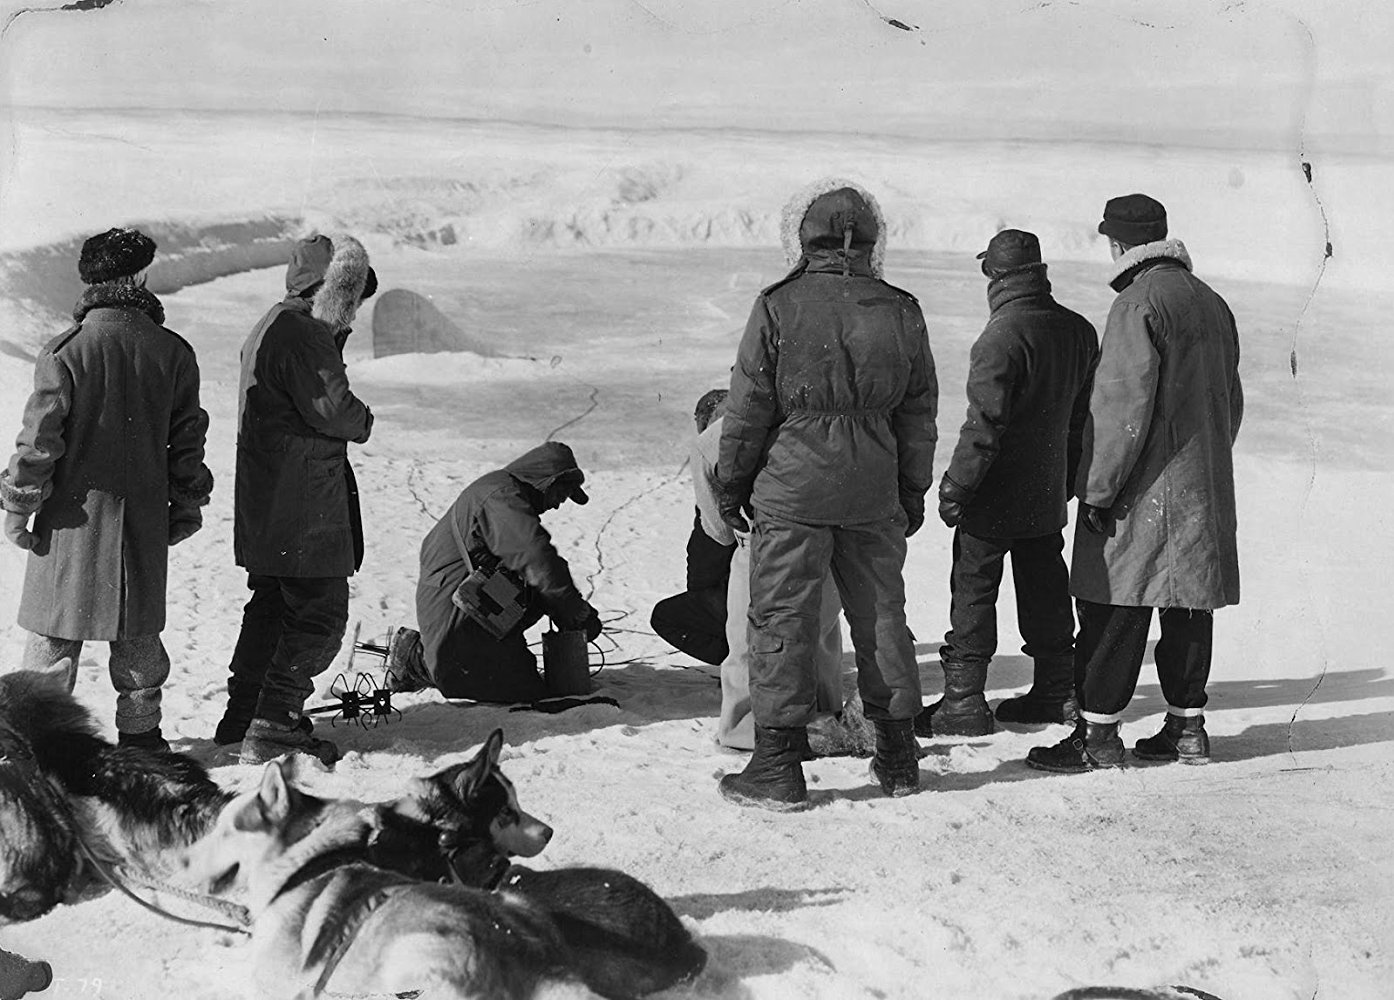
xmin=937 ymin=474 xmax=974 ymax=530
xmin=1080 ymin=503 xmax=1110 ymax=534
xmin=581 ymin=608 xmax=603 ymax=643
xmin=715 ymin=479 xmax=753 ymax=534
xmin=168 ymin=503 xmax=203 ymax=546
xmin=3 ymin=511 xmax=37 ymax=551
xmin=899 ymin=488 xmax=926 ymax=537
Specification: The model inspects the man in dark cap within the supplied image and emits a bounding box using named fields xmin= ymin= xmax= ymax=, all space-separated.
xmin=715 ymin=178 xmax=937 ymax=808
xmin=1028 ymin=194 xmax=1243 ymax=772
xmin=921 ymin=229 xmax=1097 ymax=738
xmin=215 ymin=233 xmax=377 ymax=766
xmin=387 ymin=441 xmax=603 ymax=702
xmin=1 ymin=228 xmax=212 ymax=751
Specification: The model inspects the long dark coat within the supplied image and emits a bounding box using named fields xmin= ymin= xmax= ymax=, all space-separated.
xmin=233 ymin=297 xmax=372 ymax=578
xmin=1071 ymin=240 xmax=1243 ymax=610
xmin=944 ymin=265 xmax=1098 ymax=538
xmin=2 ymin=286 xmax=211 ymax=639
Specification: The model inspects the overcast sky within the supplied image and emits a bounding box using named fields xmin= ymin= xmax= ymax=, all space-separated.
xmin=1 ymin=0 xmax=1389 ymax=152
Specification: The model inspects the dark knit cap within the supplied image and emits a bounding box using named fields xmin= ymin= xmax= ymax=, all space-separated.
xmin=1098 ymin=194 xmax=1168 ymax=246
xmin=694 ymin=389 xmax=728 ymax=431
xmin=977 ymin=229 xmax=1042 ymax=277
xmin=78 ymin=228 xmax=157 ymax=284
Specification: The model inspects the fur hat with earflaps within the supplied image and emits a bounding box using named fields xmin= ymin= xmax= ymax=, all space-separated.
xmin=779 ymin=177 xmax=888 ymax=278
xmin=78 ymin=228 xmax=157 ymax=284
xmin=284 ymin=233 xmax=377 ymax=333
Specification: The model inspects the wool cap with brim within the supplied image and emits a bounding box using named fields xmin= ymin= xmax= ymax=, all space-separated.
xmin=78 ymin=228 xmax=157 ymax=284
xmin=558 ymin=472 xmax=590 ymax=505
xmin=977 ymin=228 xmax=1042 ymax=276
xmin=1098 ymin=193 xmax=1168 ymax=246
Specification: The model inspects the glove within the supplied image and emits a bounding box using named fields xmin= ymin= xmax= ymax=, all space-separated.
xmin=937 ymin=474 xmax=974 ymax=530
xmin=581 ymin=608 xmax=603 ymax=643
xmin=168 ymin=503 xmax=203 ymax=546
xmin=715 ymin=482 xmax=753 ymax=535
xmin=3 ymin=511 xmax=37 ymax=551
xmin=899 ymin=488 xmax=925 ymax=537
xmin=1080 ymin=503 xmax=1110 ymax=534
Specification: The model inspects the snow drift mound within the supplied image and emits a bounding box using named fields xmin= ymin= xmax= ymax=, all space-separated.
xmin=371 ymin=289 xmax=501 ymax=358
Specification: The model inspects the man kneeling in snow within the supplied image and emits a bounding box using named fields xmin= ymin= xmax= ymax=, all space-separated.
xmin=390 ymin=442 xmax=602 ymax=702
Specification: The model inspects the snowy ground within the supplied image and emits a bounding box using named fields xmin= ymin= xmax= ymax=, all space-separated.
xmin=1 ymin=105 xmax=1393 ymax=999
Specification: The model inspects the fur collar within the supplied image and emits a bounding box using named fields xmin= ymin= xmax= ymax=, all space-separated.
xmin=73 ymin=282 xmax=165 ymax=325
xmin=1107 ymin=238 xmax=1192 ymax=292
xmin=780 ymin=176 xmax=888 ymax=279
xmin=310 ymin=234 xmax=371 ymax=333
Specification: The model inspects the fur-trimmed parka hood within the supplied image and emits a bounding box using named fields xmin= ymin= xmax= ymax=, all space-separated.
xmin=780 ymin=177 xmax=888 ymax=279
xmin=284 ymin=234 xmax=372 ymax=333
xmin=1108 ymin=238 xmax=1192 ymax=292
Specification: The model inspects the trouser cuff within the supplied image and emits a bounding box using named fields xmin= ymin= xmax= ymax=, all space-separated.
xmin=1166 ymin=705 xmax=1205 ymax=717
xmin=1080 ymin=709 xmax=1123 ymax=724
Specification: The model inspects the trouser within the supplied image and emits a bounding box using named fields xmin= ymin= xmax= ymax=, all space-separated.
xmin=1074 ymin=600 xmax=1214 ymax=721
xmin=19 ymin=631 xmax=171 ymax=734
xmin=650 ymin=586 xmax=729 ymax=666
xmin=227 ymin=574 xmax=350 ymax=726
xmin=717 ymin=536 xmax=842 ymax=750
xmin=424 ymin=597 xmax=549 ymax=704
xmin=942 ymin=528 xmax=1074 ymax=665
xmin=747 ymin=509 xmax=920 ymax=728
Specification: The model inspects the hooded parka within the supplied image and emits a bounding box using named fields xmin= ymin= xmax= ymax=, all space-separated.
xmin=945 ymin=265 xmax=1098 ymax=538
xmin=2 ymin=284 xmax=212 ymax=640
xmin=1071 ymin=239 xmax=1243 ymax=610
xmin=416 ymin=442 xmax=597 ymax=699
xmin=233 ymin=236 xmax=373 ymax=578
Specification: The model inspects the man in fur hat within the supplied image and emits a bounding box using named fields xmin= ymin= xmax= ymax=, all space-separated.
xmin=921 ymin=230 xmax=1097 ymax=738
xmin=1 ymin=228 xmax=213 ymax=752
xmin=1028 ymin=194 xmax=1243 ymax=772
xmin=215 ymin=234 xmax=377 ymax=766
xmin=715 ymin=179 xmax=937 ymax=808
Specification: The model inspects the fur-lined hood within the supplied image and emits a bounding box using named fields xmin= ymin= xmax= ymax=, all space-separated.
xmin=284 ymin=234 xmax=372 ymax=333
xmin=780 ymin=177 xmax=888 ymax=279
xmin=1108 ymin=238 xmax=1192 ymax=292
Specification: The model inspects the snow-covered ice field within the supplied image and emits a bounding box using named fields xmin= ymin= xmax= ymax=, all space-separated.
xmin=1 ymin=2 xmax=1392 ymax=998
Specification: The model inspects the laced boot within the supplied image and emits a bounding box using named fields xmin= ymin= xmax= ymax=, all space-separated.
xmin=1025 ymin=720 xmax=1125 ymax=773
xmin=869 ymin=717 xmax=921 ymax=797
xmin=238 ymin=716 xmax=341 ymax=767
xmin=995 ymin=656 xmax=1079 ymax=725
xmin=914 ymin=658 xmax=995 ymax=737
xmin=1133 ymin=714 xmax=1210 ymax=764
xmin=718 ymin=726 xmax=810 ymax=811
xmin=385 ymin=626 xmax=429 ymax=693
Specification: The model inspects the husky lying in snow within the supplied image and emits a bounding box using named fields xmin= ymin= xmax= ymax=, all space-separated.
xmin=0 ymin=671 xmax=704 ymax=999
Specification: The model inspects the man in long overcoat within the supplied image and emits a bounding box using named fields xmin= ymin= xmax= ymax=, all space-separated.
xmin=1 ymin=228 xmax=212 ymax=750
xmin=215 ymin=234 xmax=376 ymax=766
xmin=716 ymin=178 xmax=938 ymax=809
xmin=926 ymin=229 xmax=1097 ymax=737
xmin=1028 ymin=194 xmax=1243 ymax=772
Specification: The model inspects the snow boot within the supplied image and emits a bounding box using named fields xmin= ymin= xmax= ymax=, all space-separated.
xmin=1133 ymin=714 xmax=1210 ymax=764
xmin=1025 ymin=720 xmax=1125 ymax=773
xmin=995 ymin=656 xmax=1079 ymax=725
xmin=117 ymin=727 xmax=170 ymax=753
xmin=238 ymin=717 xmax=341 ymax=767
xmin=869 ymin=717 xmax=921 ymax=797
xmin=385 ymin=626 xmax=429 ymax=693
xmin=718 ymin=726 xmax=810 ymax=811
xmin=806 ymin=694 xmax=876 ymax=758
xmin=914 ymin=657 xmax=995 ymax=737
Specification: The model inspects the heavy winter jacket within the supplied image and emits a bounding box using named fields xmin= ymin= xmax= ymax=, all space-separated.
xmin=416 ymin=442 xmax=596 ymax=649
xmin=234 ymin=237 xmax=373 ymax=578
xmin=944 ymin=265 xmax=1098 ymax=538
xmin=1071 ymin=240 xmax=1243 ymax=609
xmin=718 ymin=180 xmax=938 ymax=525
xmin=1 ymin=284 xmax=212 ymax=639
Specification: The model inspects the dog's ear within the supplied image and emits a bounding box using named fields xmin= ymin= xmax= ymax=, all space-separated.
xmin=483 ymin=729 xmax=505 ymax=768
xmin=257 ymin=760 xmax=294 ymax=824
xmin=452 ymin=729 xmax=506 ymax=802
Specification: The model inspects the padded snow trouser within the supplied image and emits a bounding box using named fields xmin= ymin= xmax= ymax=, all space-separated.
xmin=19 ymin=631 xmax=170 ymax=734
xmin=1074 ymin=600 xmax=1213 ymax=718
xmin=650 ymin=586 xmax=729 ymax=666
xmin=227 ymin=574 xmax=349 ymax=726
xmin=941 ymin=529 xmax=1074 ymax=666
xmin=746 ymin=509 xmax=920 ymax=728
xmin=423 ymin=597 xmax=548 ymax=704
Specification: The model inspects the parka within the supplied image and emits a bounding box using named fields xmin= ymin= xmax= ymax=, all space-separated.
xmin=717 ymin=179 xmax=938 ymax=525
xmin=1 ymin=283 xmax=212 ymax=639
xmin=233 ymin=236 xmax=373 ymax=578
xmin=944 ymin=265 xmax=1098 ymax=538
xmin=1071 ymin=239 xmax=1243 ymax=610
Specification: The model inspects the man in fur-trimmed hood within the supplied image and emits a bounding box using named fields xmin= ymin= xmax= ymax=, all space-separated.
xmin=1028 ymin=194 xmax=1243 ymax=774
xmin=715 ymin=178 xmax=938 ymax=808
xmin=217 ymin=234 xmax=378 ymax=767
